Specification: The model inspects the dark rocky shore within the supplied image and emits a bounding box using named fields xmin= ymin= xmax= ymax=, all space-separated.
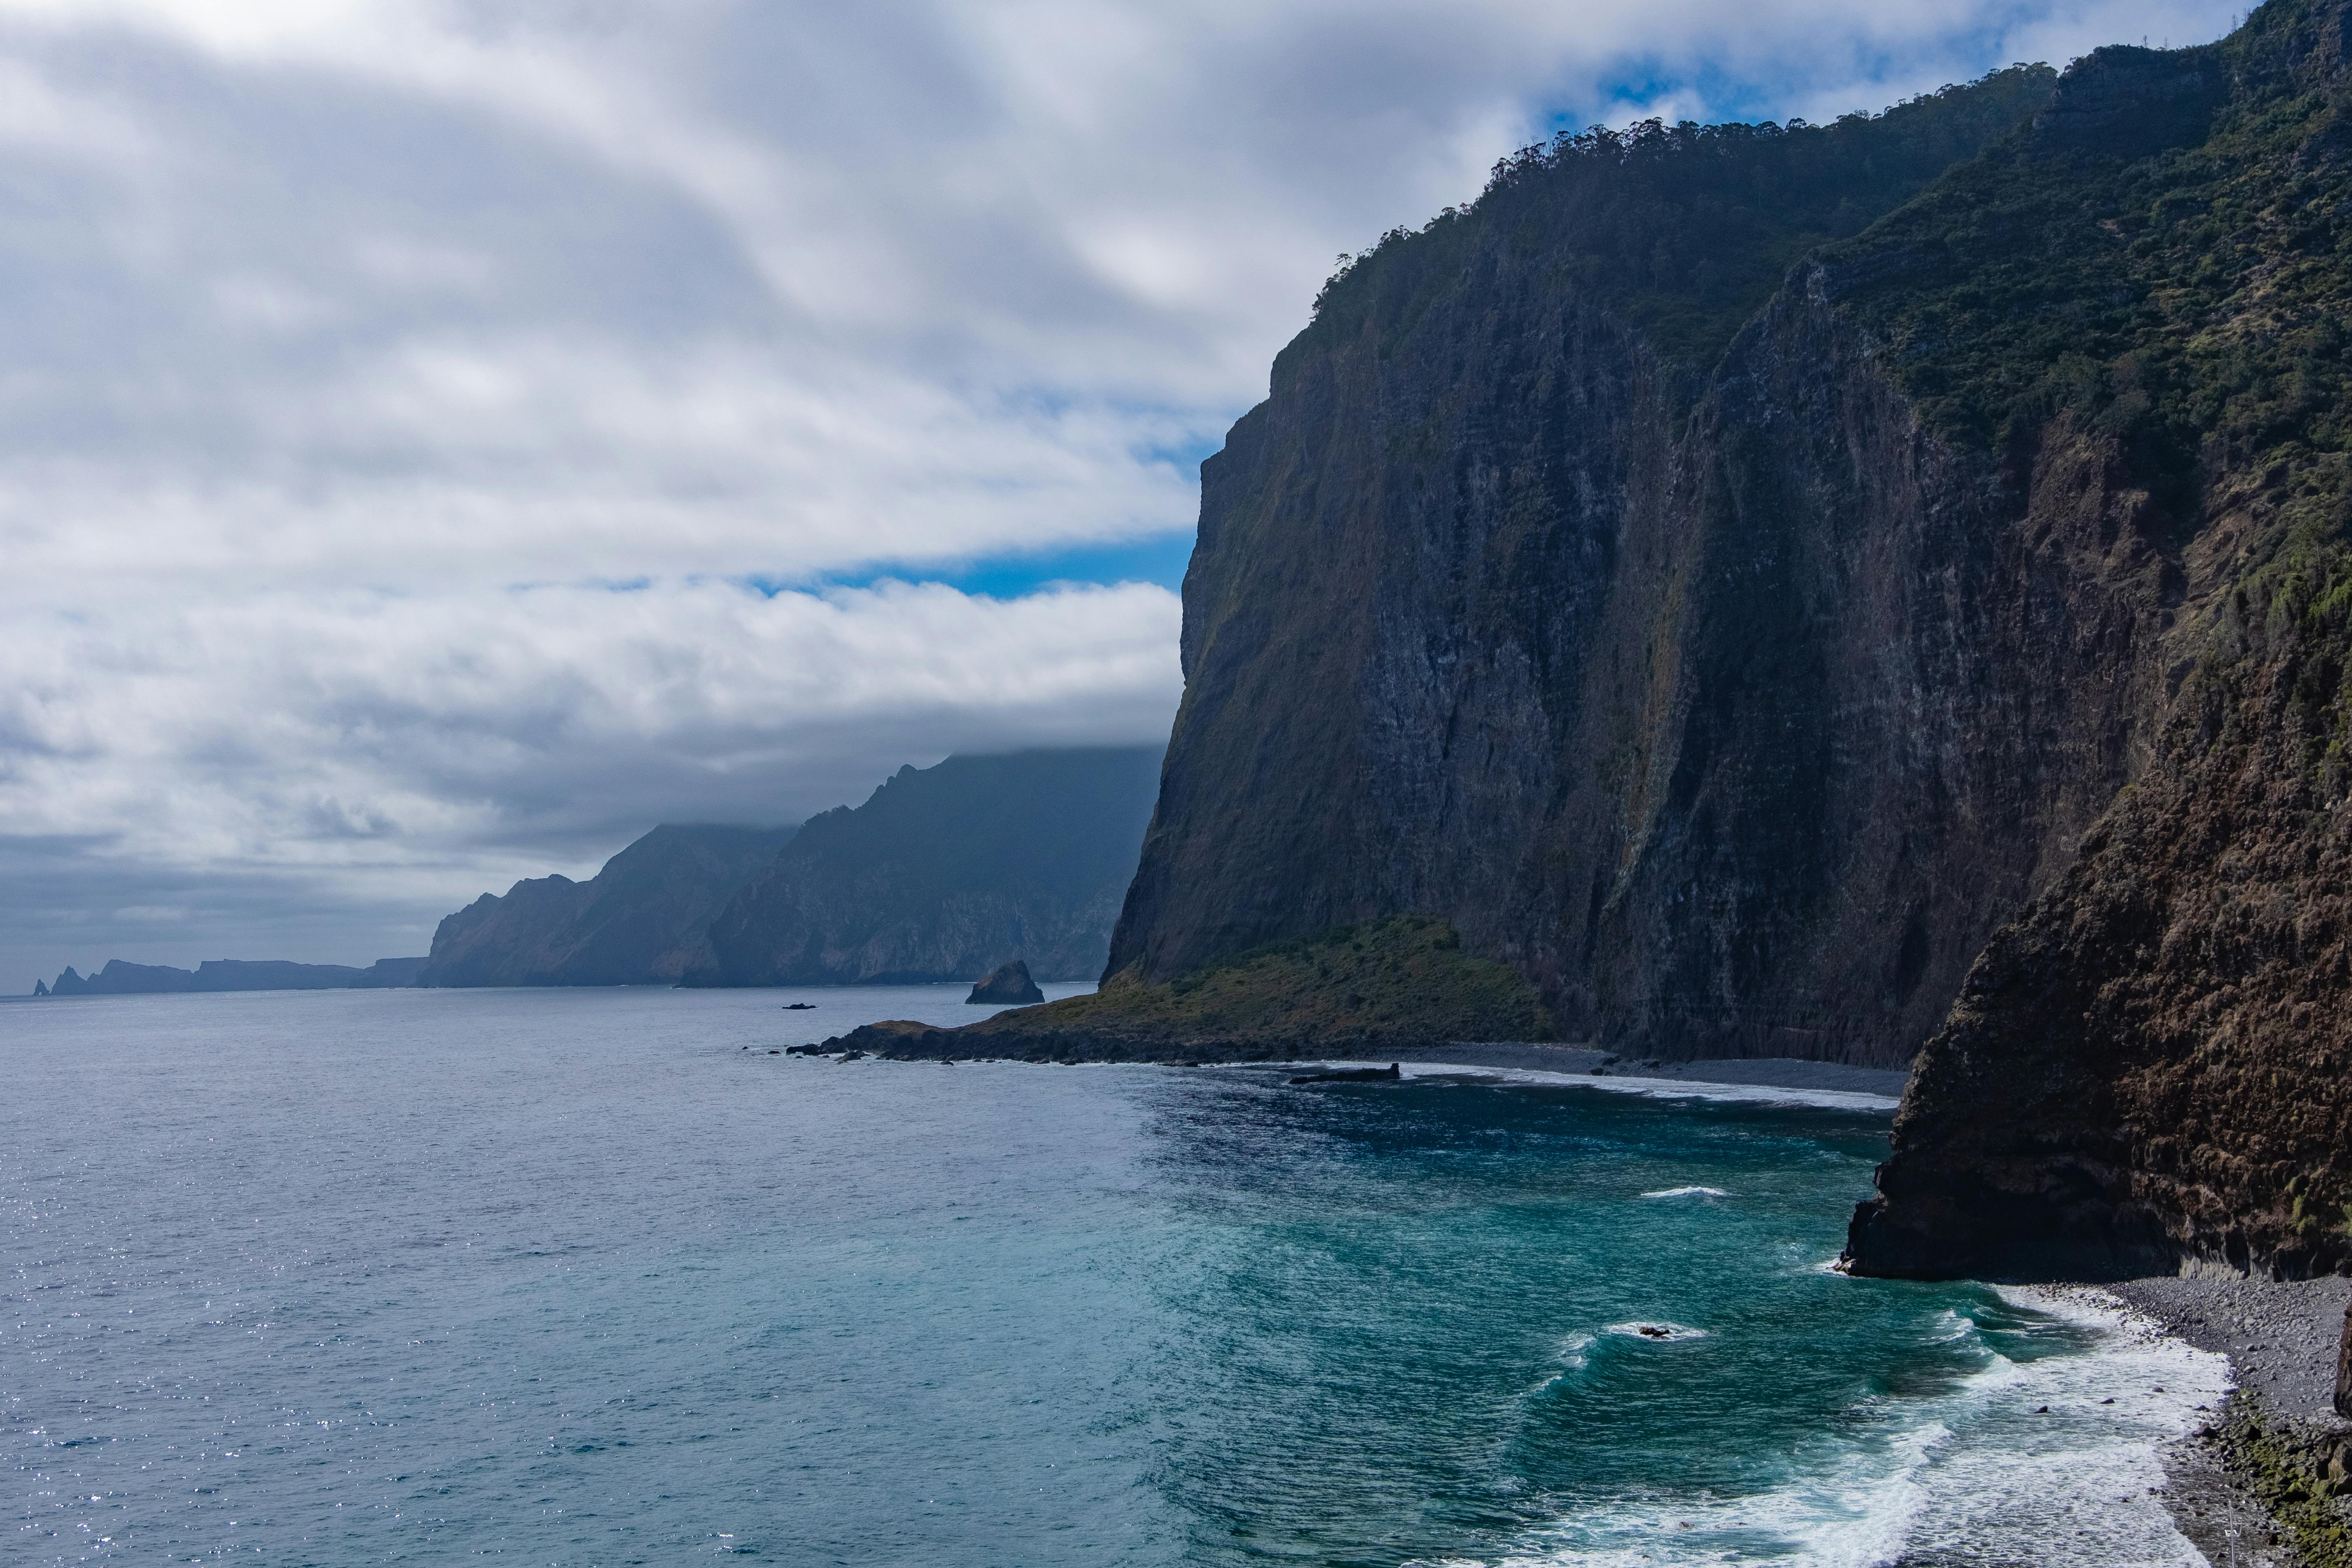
xmin=2100 ymin=1275 xmax=2352 ymax=1566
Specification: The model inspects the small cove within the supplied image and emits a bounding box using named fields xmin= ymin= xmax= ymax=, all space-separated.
xmin=4 ymin=987 xmax=2224 ymax=1565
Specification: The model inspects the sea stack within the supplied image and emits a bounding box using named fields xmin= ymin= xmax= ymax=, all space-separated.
xmin=967 ymin=960 xmax=1046 ymax=1006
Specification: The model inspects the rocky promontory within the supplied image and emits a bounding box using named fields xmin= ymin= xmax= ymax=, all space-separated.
xmin=824 ymin=916 xmax=1550 ymax=1063
xmin=420 ymin=823 xmax=795 ymax=987
xmin=37 ymin=955 xmax=426 ymax=996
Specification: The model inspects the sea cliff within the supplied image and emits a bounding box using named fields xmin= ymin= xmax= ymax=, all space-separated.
xmin=1107 ymin=65 xmax=2106 ymax=1069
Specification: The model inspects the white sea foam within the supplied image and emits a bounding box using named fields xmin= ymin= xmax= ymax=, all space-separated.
xmin=1384 ymin=1061 xmax=1902 ymax=1112
xmin=1472 ymin=1286 xmax=2229 ymax=1568
xmin=1640 ymin=1185 xmax=1730 ymax=1199
xmin=1601 ymin=1320 xmax=1708 ymax=1343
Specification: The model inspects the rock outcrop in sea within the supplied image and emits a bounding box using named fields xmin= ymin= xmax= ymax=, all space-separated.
xmin=967 ymin=960 xmax=1046 ymax=1005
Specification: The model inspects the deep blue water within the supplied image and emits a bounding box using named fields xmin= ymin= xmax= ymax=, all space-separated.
xmin=4 ymin=987 xmax=2224 ymax=1565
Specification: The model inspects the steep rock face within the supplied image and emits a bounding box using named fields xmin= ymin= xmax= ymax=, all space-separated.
xmin=1110 ymin=68 xmax=2173 ymax=1068
xmin=1848 ymin=518 xmax=2352 ymax=1277
xmin=419 ymin=823 xmax=795 ymax=987
xmin=694 ymin=749 xmax=1160 ymax=986
xmin=1849 ymin=547 xmax=2352 ymax=1277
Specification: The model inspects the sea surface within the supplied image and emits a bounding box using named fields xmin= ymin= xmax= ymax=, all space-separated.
xmin=4 ymin=986 xmax=2227 ymax=1566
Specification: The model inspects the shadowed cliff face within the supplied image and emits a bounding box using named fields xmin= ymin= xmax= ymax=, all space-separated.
xmin=1848 ymin=547 xmax=2352 ymax=1279
xmin=692 ymin=748 xmax=1161 ymax=986
xmin=1109 ymin=66 xmax=2173 ymax=1069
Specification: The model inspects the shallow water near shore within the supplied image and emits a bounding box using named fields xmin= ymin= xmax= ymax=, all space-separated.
xmin=6 ymin=987 xmax=2225 ymax=1565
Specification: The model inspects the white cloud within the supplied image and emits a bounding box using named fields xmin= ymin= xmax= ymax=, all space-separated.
xmin=2 ymin=578 xmax=1183 ymax=864
xmin=0 ymin=0 xmax=2244 ymax=981
xmin=0 ymin=578 xmax=1182 ymax=975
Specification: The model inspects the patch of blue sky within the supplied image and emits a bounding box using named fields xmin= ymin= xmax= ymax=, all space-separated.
xmin=744 ymin=425 xmax=1219 ymax=600
xmin=749 ymin=528 xmax=1198 ymax=601
xmin=1548 ymin=8 xmax=2092 ymax=136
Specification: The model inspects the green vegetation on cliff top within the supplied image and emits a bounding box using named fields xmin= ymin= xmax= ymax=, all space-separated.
xmin=1307 ymin=63 xmax=2057 ymax=370
xmin=850 ymin=916 xmax=1552 ymax=1059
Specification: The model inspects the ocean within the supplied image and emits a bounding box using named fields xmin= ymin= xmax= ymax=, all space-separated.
xmin=4 ymin=986 xmax=2226 ymax=1565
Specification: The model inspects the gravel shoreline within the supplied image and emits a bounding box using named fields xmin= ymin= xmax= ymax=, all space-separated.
xmin=2103 ymin=1275 xmax=2350 ymax=1564
xmin=2111 ymin=1274 xmax=2352 ymax=1423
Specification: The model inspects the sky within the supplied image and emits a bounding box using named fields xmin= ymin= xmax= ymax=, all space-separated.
xmin=0 ymin=0 xmax=2245 ymax=988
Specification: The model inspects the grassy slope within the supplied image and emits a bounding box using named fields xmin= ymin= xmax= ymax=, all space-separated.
xmin=836 ymin=917 xmax=1553 ymax=1061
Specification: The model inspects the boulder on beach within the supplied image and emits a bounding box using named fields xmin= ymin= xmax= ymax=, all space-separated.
xmin=967 ymin=960 xmax=1046 ymax=1006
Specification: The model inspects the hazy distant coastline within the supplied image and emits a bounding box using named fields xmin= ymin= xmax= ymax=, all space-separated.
xmin=34 ymin=956 xmax=425 ymax=998
xmin=32 ymin=747 xmax=1162 ymax=998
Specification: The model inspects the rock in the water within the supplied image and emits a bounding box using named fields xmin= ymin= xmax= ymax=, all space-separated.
xmin=967 ymin=960 xmax=1046 ymax=1006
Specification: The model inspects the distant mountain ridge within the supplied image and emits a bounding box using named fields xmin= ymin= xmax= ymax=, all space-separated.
xmin=417 ymin=823 xmax=797 ymax=987
xmin=687 ymin=747 xmax=1163 ymax=986
xmin=33 ymin=748 xmax=1163 ymax=998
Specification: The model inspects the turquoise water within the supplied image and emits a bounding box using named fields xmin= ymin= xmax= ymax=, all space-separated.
xmin=4 ymin=987 xmax=2224 ymax=1565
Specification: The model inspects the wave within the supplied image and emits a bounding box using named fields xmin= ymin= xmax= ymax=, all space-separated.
xmin=1468 ymin=1287 xmax=2227 ymax=1568
xmin=1639 ymin=1185 xmax=1730 ymax=1199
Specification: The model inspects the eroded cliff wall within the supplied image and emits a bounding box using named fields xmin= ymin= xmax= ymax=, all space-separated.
xmin=1844 ymin=0 xmax=2352 ymax=1277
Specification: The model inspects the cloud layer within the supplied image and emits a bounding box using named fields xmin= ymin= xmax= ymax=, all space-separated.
xmin=0 ymin=0 xmax=2243 ymax=984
